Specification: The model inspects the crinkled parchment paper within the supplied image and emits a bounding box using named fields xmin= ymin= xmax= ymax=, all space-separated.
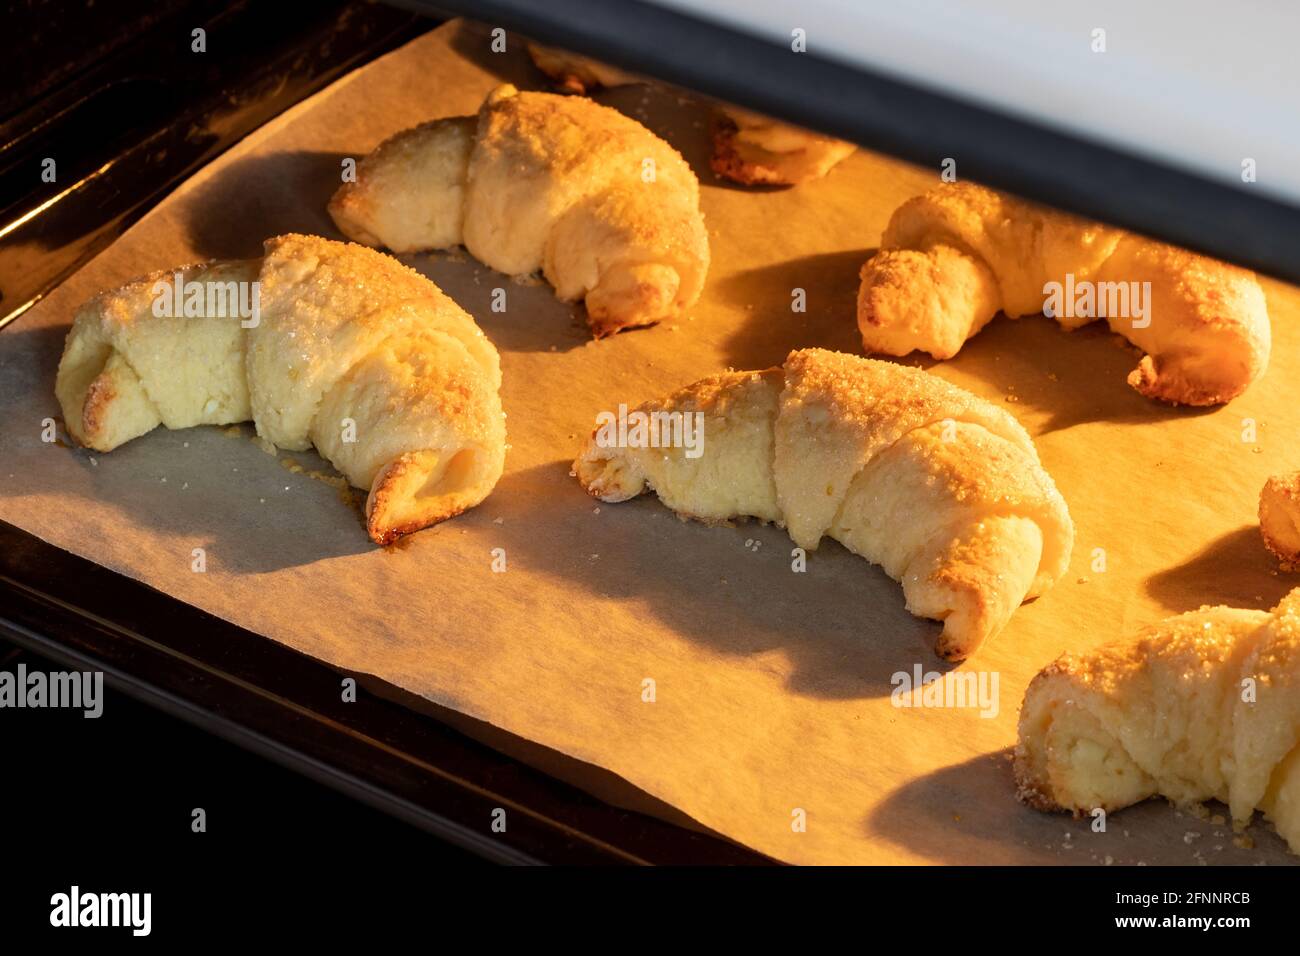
xmin=3 ymin=21 xmax=1297 ymax=865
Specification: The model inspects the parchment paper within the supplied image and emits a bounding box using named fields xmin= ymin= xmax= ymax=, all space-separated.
xmin=3 ymin=21 xmax=1297 ymax=865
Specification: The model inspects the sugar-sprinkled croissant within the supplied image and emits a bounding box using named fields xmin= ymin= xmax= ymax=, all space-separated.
xmin=55 ymin=234 xmax=505 ymax=544
xmin=329 ymin=84 xmax=709 ymax=337
xmin=574 ymin=348 xmax=1074 ymax=660
xmin=1015 ymin=589 xmax=1300 ymax=855
xmin=858 ymin=182 xmax=1270 ymax=405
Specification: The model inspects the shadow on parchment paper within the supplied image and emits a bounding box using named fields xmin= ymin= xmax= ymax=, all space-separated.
xmin=715 ymin=250 xmax=873 ymax=371
xmin=3 ymin=435 xmax=372 ymax=574
xmin=866 ymin=748 xmax=1062 ymax=865
xmin=929 ymin=314 xmax=1218 ymax=434
xmin=1145 ymin=525 xmax=1296 ymax=614
xmin=180 ymin=150 xmax=349 ymax=260
xmin=400 ymin=254 xmax=594 ymax=354
xmin=447 ymin=23 xmax=558 ymax=90
xmin=866 ymin=748 xmax=1295 ymax=865
xmin=496 ymin=459 xmax=950 ymax=701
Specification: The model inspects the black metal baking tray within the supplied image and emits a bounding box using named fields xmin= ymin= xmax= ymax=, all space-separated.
xmin=0 ymin=0 xmax=770 ymax=865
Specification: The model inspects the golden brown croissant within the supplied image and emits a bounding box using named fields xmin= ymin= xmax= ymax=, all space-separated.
xmin=574 ymin=348 xmax=1073 ymax=660
xmin=858 ymin=182 xmax=1271 ymax=405
xmin=1015 ymin=589 xmax=1300 ymax=855
xmin=526 ymin=42 xmax=854 ymax=186
xmin=55 ymin=234 xmax=505 ymax=544
xmin=328 ymin=84 xmax=709 ymax=337
xmin=1261 ymin=471 xmax=1300 ymax=566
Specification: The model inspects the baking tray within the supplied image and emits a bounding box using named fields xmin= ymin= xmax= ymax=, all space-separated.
xmin=0 ymin=0 xmax=769 ymax=866
xmin=5 ymin=14 xmax=1298 ymax=867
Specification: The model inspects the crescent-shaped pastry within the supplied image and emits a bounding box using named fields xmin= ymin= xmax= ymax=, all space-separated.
xmin=328 ymin=84 xmax=710 ymax=337
xmin=55 ymin=234 xmax=506 ymax=544
xmin=1015 ymin=589 xmax=1300 ymax=855
xmin=573 ymin=348 xmax=1073 ymax=659
xmin=709 ymin=107 xmax=856 ymax=186
xmin=858 ymin=182 xmax=1271 ymax=405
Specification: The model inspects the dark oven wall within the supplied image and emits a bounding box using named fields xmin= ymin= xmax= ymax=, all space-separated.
xmin=0 ymin=0 xmax=427 ymax=330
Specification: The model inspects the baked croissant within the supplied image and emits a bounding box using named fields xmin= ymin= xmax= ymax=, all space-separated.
xmin=709 ymin=107 xmax=856 ymax=187
xmin=526 ymin=42 xmax=855 ymax=186
xmin=573 ymin=348 xmax=1073 ymax=659
xmin=1015 ymin=589 xmax=1300 ymax=855
xmin=858 ymin=182 xmax=1271 ymax=405
xmin=1260 ymin=471 xmax=1300 ymax=566
xmin=526 ymin=41 xmax=641 ymax=93
xmin=328 ymin=84 xmax=709 ymax=337
xmin=55 ymin=234 xmax=506 ymax=544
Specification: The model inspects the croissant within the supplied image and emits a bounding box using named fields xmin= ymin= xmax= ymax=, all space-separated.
xmin=1260 ymin=471 xmax=1300 ymax=566
xmin=526 ymin=41 xmax=641 ymax=93
xmin=709 ymin=107 xmax=856 ymax=186
xmin=1015 ymin=589 xmax=1300 ymax=855
xmin=573 ymin=348 xmax=1073 ymax=659
xmin=525 ymin=42 xmax=855 ymax=186
xmin=858 ymin=182 xmax=1271 ymax=405
xmin=328 ymin=84 xmax=709 ymax=337
xmin=55 ymin=234 xmax=506 ymax=545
